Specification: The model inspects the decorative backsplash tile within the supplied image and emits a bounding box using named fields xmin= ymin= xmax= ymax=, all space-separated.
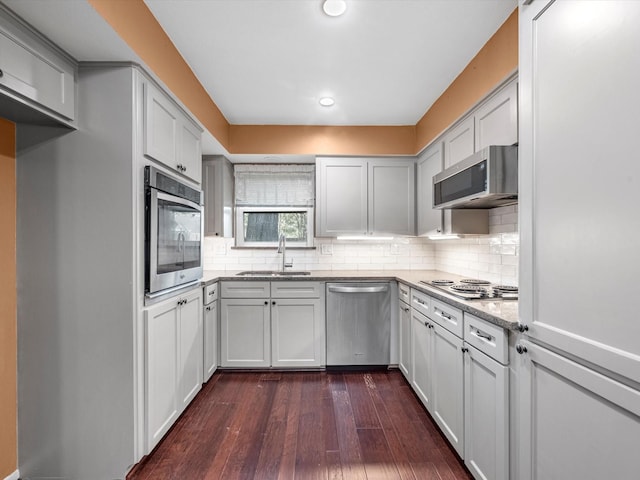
xmin=204 ymin=205 xmax=519 ymax=286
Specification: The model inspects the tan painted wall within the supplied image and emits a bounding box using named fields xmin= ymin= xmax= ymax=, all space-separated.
xmin=89 ymin=1 xmax=517 ymax=157
xmin=415 ymin=8 xmax=518 ymax=153
xmin=0 ymin=118 xmax=17 ymax=478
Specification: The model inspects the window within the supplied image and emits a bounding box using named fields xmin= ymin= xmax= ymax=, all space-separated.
xmin=234 ymin=165 xmax=315 ymax=247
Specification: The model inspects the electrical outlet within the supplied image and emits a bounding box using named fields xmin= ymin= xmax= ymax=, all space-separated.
xmin=321 ymin=244 xmax=333 ymax=255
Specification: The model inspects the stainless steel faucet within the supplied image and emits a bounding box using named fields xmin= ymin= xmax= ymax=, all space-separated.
xmin=277 ymin=234 xmax=293 ymax=271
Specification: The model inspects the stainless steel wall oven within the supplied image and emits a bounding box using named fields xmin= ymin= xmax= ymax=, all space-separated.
xmin=145 ymin=166 xmax=203 ymax=295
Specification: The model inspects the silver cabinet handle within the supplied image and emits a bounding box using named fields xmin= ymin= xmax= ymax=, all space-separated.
xmin=475 ymin=330 xmax=492 ymax=341
xmin=440 ymin=311 xmax=452 ymax=320
xmin=415 ymin=298 xmax=426 ymax=305
xmin=400 ymin=289 xmax=408 ymax=295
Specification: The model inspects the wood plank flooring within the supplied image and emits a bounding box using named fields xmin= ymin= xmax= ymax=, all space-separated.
xmin=129 ymin=370 xmax=473 ymax=480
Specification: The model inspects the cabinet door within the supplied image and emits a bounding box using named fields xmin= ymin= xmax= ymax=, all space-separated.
xmin=431 ymin=323 xmax=464 ymax=457
xmin=203 ymin=300 xmax=218 ymax=381
xmin=0 ymin=23 xmax=75 ymax=120
xmin=316 ymin=157 xmax=368 ymax=236
xmin=144 ymin=83 xmax=178 ymax=168
xmin=202 ymin=156 xmax=234 ymax=237
xmin=474 ymin=80 xmax=518 ymax=150
xmin=368 ymin=158 xmax=415 ymax=236
xmin=178 ymin=290 xmax=203 ymax=410
xmin=464 ymin=344 xmax=509 ymax=480
xmin=220 ymin=298 xmax=270 ymax=367
xmin=443 ymin=116 xmax=474 ymax=168
xmin=145 ymin=299 xmax=180 ymax=452
xmin=178 ymin=119 xmax=202 ymax=184
xmin=519 ymin=0 xmax=640 ymax=384
xmin=271 ymin=297 xmax=325 ymax=367
xmin=411 ymin=310 xmax=433 ymax=412
xmin=398 ymin=300 xmax=412 ymax=379
xmin=517 ymin=340 xmax=640 ymax=480
xmin=416 ymin=142 xmax=444 ymax=236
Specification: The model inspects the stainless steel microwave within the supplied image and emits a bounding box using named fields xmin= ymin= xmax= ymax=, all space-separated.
xmin=145 ymin=166 xmax=203 ymax=295
xmin=433 ymin=145 xmax=518 ymax=209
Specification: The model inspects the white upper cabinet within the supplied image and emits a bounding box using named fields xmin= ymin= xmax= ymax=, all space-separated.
xmin=316 ymin=157 xmax=415 ymax=237
xmin=0 ymin=7 xmax=76 ymax=122
xmin=416 ymin=141 xmax=444 ymax=236
xmin=144 ymin=82 xmax=202 ymax=184
xmin=316 ymin=157 xmax=368 ymax=236
xmin=443 ymin=116 xmax=474 ymax=168
xmin=368 ymin=158 xmax=415 ymax=236
xmin=474 ymin=80 xmax=518 ymax=150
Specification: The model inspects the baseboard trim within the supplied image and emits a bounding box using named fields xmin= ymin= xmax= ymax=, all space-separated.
xmin=4 ymin=469 xmax=20 ymax=480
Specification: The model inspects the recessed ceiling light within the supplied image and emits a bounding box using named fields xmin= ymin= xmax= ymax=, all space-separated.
xmin=322 ymin=0 xmax=347 ymax=17
xmin=319 ymin=97 xmax=335 ymax=107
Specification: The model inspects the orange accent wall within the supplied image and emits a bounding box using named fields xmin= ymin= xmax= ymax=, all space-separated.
xmin=90 ymin=1 xmax=517 ymax=156
xmin=0 ymin=118 xmax=17 ymax=478
xmin=87 ymin=0 xmax=231 ymax=148
xmin=229 ymin=125 xmax=416 ymax=156
xmin=415 ymin=8 xmax=518 ymax=153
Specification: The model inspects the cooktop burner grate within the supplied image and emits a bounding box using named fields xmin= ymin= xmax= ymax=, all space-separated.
xmin=431 ymin=279 xmax=455 ymax=286
xmin=451 ymin=284 xmax=489 ymax=294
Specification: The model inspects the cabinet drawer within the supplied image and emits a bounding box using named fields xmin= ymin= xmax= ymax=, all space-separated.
xmin=398 ymin=283 xmax=410 ymax=304
xmin=411 ymin=289 xmax=431 ymax=318
xmin=204 ymin=282 xmax=218 ymax=304
xmin=271 ymin=281 xmax=322 ymax=299
xmin=431 ymin=298 xmax=463 ymax=338
xmin=220 ymin=281 xmax=270 ymax=298
xmin=464 ymin=313 xmax=508 ymax=365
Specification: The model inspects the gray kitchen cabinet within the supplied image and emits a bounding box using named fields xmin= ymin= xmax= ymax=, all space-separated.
xmin=431 ymin=320 xmax=465 ymax=457
xmin=517 ymin=1 xmax=640 ymax=477
xmin=463 ymin=313 xmax=509 ymax=480
xmin=220 ymin=281 xmax=325 ymax=368
xmin=474 ymin=79 xmax=518 ymax=151
xmin=0 ymin=5 xmax=76 ymax=123
xmin=411 ymin=308 xmax=433 ymax=412
xmin=144 ymin=81 xmax=202 ymax=184
xmin=416 ymin=141 xmax=443 ymax=236
xmin=398 ymin=291 xmax=412 ymax=380
xmin=316 ymin=157 xmax=368 ymax=236
xmin=220 ymin=297 xmax=271 ymax=368
xmin=202 ymin=155 xmax=234 ymax=237
xmin=316 ymin=156 xmax=415 ymax=236
xmin=517 ymin=340 xmax=640 ymax=480
xmin=203 ymin=282 xmax=218 ymax=381
xmin=145 ymin=287 xmax=203 ymax=452
xmin=443 ymin=115 xmax=474 ymax=168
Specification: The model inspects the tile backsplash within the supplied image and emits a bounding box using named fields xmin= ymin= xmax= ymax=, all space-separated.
xmin=204 ymin=205 xmax=519 ymax=286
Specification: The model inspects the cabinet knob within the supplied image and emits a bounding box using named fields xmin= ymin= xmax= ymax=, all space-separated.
xmin=517 ymin=324 xmax=529 ymax=333
xmin=461 ymin=347 xmax=469 ymax=354
xmin=272 ymin=301 xmax=276 ymax=305
xmin=515 ymin=344 xmax=528 ymax=355
xmin=0 ymin=69 xmax=3 ymax=78
xmin=264 ymin=301 xmax=268 ymax=305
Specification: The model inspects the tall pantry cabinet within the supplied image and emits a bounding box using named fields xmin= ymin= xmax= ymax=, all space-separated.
xmin=517 ymin=1 xmax=640 ymax=478
xmin=16 ymin=63 xmax=201 ymax=480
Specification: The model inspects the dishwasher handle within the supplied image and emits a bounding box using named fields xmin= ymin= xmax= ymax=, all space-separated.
xmin=327 ymin=285 xmax=389 ymax=294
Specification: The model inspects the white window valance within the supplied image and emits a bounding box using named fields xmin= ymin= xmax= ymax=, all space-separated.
xmin=234 ymin=164 xmax=315 ymax=207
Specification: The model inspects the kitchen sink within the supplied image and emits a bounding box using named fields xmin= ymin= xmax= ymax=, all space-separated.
xmin=235 ymin=270 xmax=311 ymax=277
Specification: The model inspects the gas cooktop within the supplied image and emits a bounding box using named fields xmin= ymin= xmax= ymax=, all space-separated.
xmin=420 ymin=278 xmax=518 ymax=300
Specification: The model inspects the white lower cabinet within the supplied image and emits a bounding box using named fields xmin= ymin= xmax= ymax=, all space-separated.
xmin=517 ymin=339 xmax=640 ymax=480
xmin=203 ymin=283 xmax=218 ymax=382
xmin=431 ymin=321 xmax=465 ymax=456
xmin=411 ymin=309 xmax=433 ymax=411
xmin=398 ymin=298 xmax=412 ymax=379
xmin=464 ymin=344 xmax=509 ymax=480
xmin=220 ymin=297 xmax=271 ymax=368
xmin=220 ymin=281 xmax=325 ymax=368
xmin=145 ymin=288 xmax=203 ymax=452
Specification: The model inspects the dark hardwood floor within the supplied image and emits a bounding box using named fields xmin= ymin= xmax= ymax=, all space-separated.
xmin=129 ymin=370 xmax=473 ymax=480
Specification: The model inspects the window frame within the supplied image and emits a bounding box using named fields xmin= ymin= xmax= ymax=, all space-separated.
xmin=235 ymin=206 xmax=315 ymax=248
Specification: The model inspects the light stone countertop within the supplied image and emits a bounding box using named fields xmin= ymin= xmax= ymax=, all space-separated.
xmin=202 ymin=269 xmax=520 ymax=331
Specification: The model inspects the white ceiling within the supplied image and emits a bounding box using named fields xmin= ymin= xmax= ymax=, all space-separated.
xmin=2 ymin=0 xmax=517 ymax=153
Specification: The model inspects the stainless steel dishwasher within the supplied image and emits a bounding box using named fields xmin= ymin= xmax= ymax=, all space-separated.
xmin=326 ymin=282 xmax=391 ymax=366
